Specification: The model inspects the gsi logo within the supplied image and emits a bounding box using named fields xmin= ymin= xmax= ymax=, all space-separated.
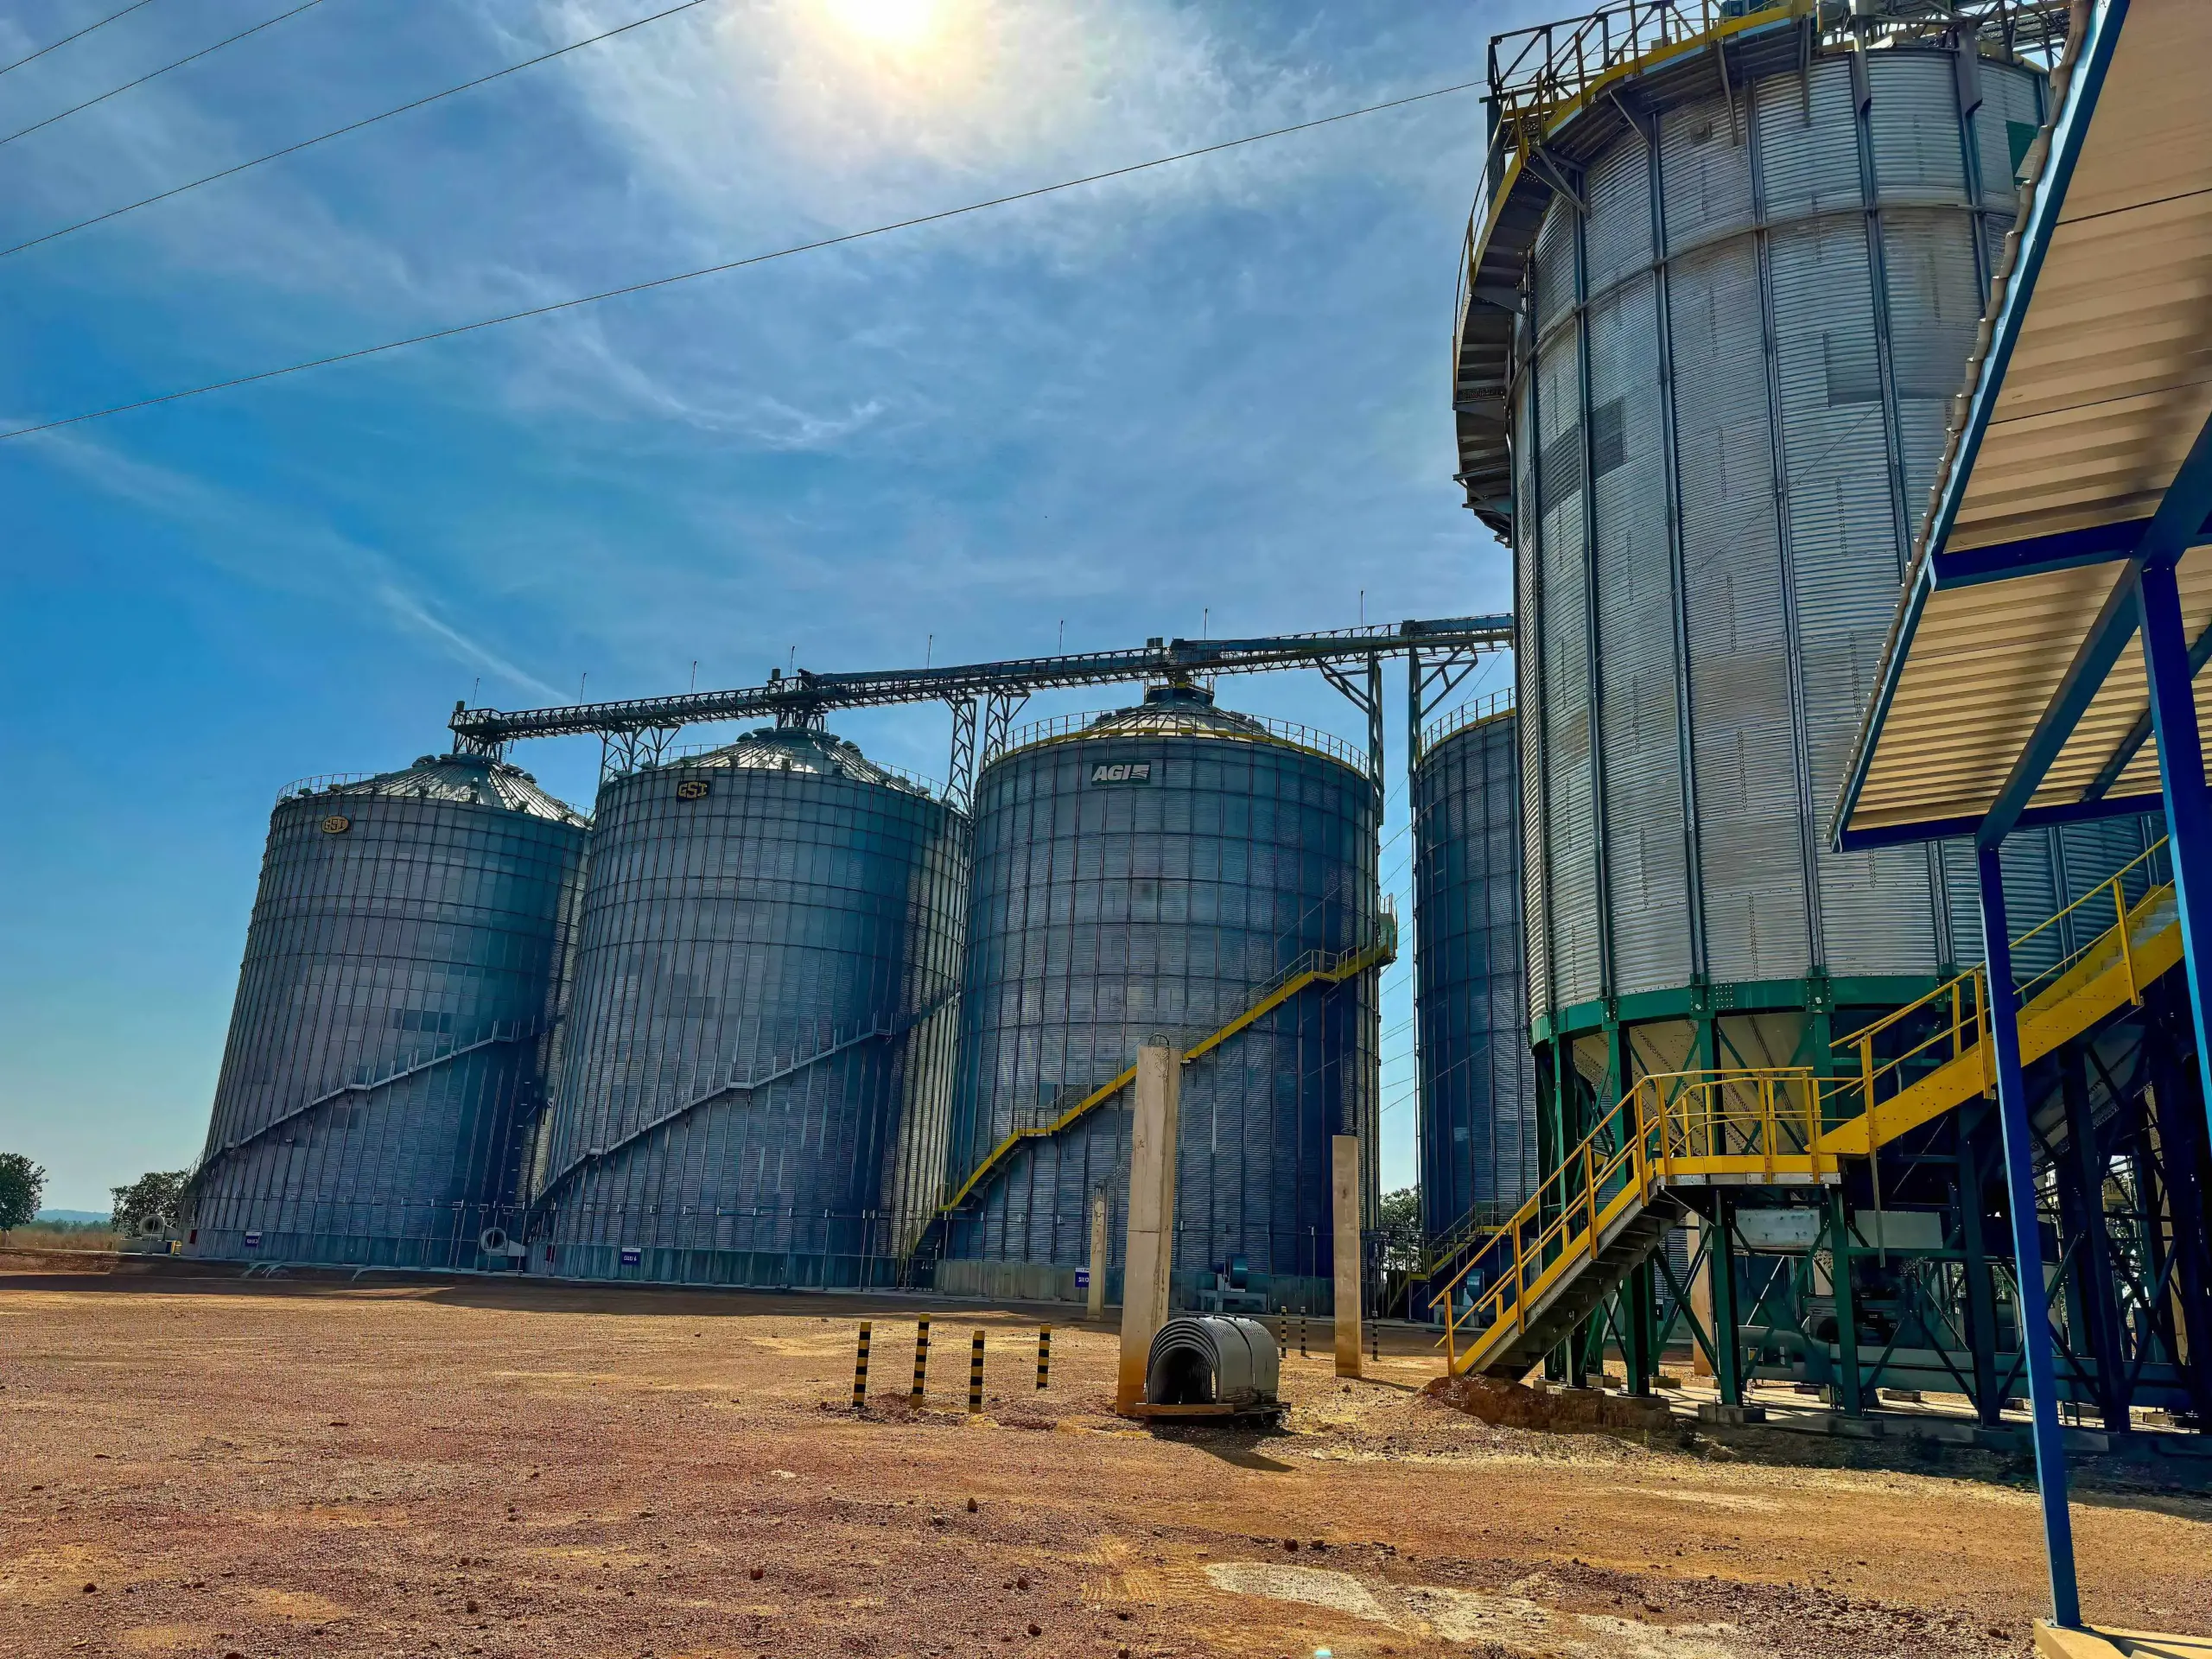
xmin=1090 ymin=761 xmax=1153 ymax=785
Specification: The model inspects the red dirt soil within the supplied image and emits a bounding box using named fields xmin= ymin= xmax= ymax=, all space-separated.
xmin=2 ymin=1274 xmax=2207 ymax=1659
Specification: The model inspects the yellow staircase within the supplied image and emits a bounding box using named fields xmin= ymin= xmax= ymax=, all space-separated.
xmin=1820 ymin=851 xmax=2177 ymax=1157
xmin=937 ymin=915 xmax=1398 ymax=1218
xmin=1432 ymin=842 xmax=2179 ymax=1381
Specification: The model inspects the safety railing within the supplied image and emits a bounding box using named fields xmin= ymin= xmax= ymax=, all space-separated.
xmin=939 ymin=912 xmax=1397 ymax=1216
xmin=1827 ymin=839 xmax=2172 ymax=1147
xmin=1430 ymin=1068 xmax=1839 ymax=1373
xmin=1485 ymin=0 xmax=2068 ymax=160
xmin=1421 ymin=690 xmax=1516 ymax=756
xmin=276 ymin=772 xmax=373 ymax=803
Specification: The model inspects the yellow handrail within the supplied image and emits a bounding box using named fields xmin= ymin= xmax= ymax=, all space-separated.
xmin=937 ymin=925 xmax=1396 ymax=1217
xmin=1825 ymin=838 xmax=2171 ymax=1138
xmin=1428 ymin=1068 xmax=1840 ymax=1373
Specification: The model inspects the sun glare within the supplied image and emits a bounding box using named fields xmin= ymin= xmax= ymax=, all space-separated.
xmin=825 ymin=0 xmax=938 ymax=47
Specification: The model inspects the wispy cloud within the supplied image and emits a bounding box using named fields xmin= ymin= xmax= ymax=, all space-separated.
xmin=22 ymin=428 xmax=569 ymax=702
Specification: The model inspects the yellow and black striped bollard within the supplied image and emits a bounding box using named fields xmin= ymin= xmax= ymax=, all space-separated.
xmin=1275 ymin=1310 xmax=1287 ymax=1358
xmin=911 ymin=1316 xmax=931 ymax=1404
xmin=1036 ymin=1323 xmax=1052 ymax=1390
xmin=1299 ymin=1313 xmax=1308 ymax=1357
xmin=852 ymin=1320 xmax=872 ymax=1411
xmin=968 ymin=1329 xmax=986 ymax=1414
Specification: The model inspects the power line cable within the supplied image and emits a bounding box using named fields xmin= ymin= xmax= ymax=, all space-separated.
xmin=3 ymin=0 xmax=723 ymax=263
xmin=1 ymin=0 xmax=332 ymax=151
xmin=0 ymin=0 xmax=167 ymax=79
xmin=0 ymin=74 xmax=1484 ymax=442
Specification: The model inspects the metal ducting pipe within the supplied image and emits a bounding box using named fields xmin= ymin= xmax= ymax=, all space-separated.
xmin=1145 ymin=1316 xmax=1281 ymax=1408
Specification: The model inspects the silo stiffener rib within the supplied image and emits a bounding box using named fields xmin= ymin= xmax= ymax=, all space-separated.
xmin=937 ymin=924 xmax=1398 ymax=1219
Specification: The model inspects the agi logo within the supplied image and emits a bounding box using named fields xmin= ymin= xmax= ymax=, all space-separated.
xmin=1089 ymin=762 xmax=1153 ymax=785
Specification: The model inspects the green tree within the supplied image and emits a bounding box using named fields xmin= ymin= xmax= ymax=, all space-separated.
xmin=1377 ymin=1185 xmax=1423 ymax=1273
xmin=110 ymin=1170 xmax=188 ymax=1234
xmin=0 ymin=1153 xmax=46 ymax=1239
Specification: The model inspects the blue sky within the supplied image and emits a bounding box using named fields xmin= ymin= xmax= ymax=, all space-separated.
xmin=0 ymin=0 xmax=1529 ymax=1211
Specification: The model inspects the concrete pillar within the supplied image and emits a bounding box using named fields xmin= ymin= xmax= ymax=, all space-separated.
xmin=1116 ymin=1042 xmax=1179 ymax=1415
xmin=1087 ymin=1190 xmax=1108 ymax=1320
xmin=1332 ymin=1134 xmax=1363 ymax=1377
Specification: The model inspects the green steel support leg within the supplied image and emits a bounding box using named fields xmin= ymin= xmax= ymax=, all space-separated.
xmin=1827 ymin=1187 xmax=1864 ymax=1416
xmin=1625 ymin=1255 xmax=1658 ymax=1396
xmin=1709 ymin=1192 xmax=1744 ymax=1408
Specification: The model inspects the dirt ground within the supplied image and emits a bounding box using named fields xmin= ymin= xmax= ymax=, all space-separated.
xmin=3 ymin=1274 xmax=2208 ymax=1659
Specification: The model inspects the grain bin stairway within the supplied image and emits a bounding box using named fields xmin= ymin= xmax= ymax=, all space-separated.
xmin=908 ymin=917 xmax=1397 ymax=1272
xmin=1433 ymin=841 xmax=2181 ymax=1380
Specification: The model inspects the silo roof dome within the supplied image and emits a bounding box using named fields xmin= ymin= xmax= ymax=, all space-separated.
xmin=283 ymin=753 xmax=588 ymax=825
xmin=676 ymin=726 xmax=930 ymax=794
xmin=1080 ymin=682 xmax=1269 ymax=740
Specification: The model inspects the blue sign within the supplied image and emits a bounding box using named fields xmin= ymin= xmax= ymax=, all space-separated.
xmin=1073 ymin=1268 xmax=1090 ymax=1290
xmin=243 ymin=1230 xmax=262 ymax=1249
xmin=620 ymin=1247 xmax=642 ymax=1267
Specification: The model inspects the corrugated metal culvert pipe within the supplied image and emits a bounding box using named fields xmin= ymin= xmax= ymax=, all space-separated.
xmin=1146 ymin=1315 xmax=1281 ymax=1408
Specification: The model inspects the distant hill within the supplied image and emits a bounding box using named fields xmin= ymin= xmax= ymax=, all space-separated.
xmin=35 ymin=1209 xmax=112 ymax=1224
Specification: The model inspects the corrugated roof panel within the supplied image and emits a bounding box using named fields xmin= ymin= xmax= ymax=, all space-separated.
xmin=1836 ymin=0 xmax=2212 ymax=846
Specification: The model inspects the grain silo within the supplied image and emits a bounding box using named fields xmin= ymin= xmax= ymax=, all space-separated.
xmin=938 ymin=682 xmax=1383 ymax=1312
xmin=1451 ymin=11 xmax=2141 ymax=1153
xmin=529 ymin=722 xmax=967 ymax=1286
xmin=1411 ymin=696 xmax=1537 ymax=1249
xmin=184 ymin=753 xmax=588 ymax=1268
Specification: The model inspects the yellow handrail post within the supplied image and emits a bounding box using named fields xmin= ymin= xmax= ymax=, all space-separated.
xmin=2114 ymin=874 xmax=2140 ymax=1005
xmin=1759 ymin=1074 xmax=1776 ymax=1182
xmin=1512 ymin=1219 xmax=1526 ymax=1340
xmin=1630 ymin=1082 xmax=1649 ymax=1196
xmin=1582 ymin=1143 xmax=1599 ymax=1262
xmin=1950 ymin=977 xmax=1962 ymax=1063
xmin=1859 ymin=1038 xmax=1876 ymax=1127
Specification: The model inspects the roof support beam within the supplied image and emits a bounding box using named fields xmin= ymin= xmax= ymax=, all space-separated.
xmin=1928 ymin=512 xmax=2212 ymax=586
xmin=1836 ymin=791 xmax=2167 ymax=852
xmin=2084 ymin=618 xmax=2212 ymax=799
xmin=2139 ymin=557 xmax=2212 ymax=1121
xmin=1965 ymin=407 xmax=2212 ymax=845
xmin=1976 ymin=561 xmax=2142 ymax=847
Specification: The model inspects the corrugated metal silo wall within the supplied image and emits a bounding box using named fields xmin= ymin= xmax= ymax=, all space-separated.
xmin=941 ymin=732 xmax=1380 ymax=1311
xmin=534 ymin=766 xmax=967 ymax=1286
xmin=188 ymin=793 xmax=585 ymax=1266
xmin=1414 ymin=712 xmax=1539 ymax=1243
xmin=1514 ymin=47 xmax=2160 ymax=1065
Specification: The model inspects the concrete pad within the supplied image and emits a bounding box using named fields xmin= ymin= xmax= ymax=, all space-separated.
xmin=2037 ymin=1624 xmax=2212 ymax=1659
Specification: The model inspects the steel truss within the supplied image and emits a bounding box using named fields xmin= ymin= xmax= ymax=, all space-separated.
xmin=450 ymin=615 xmax=1511 ymax=808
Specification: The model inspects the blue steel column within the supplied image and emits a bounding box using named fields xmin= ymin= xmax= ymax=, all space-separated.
xmin=1974 ymin=842 xmax=2080 ymax=1629
xmin=2138 ymin=559 xmax=2212 ymax=1114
